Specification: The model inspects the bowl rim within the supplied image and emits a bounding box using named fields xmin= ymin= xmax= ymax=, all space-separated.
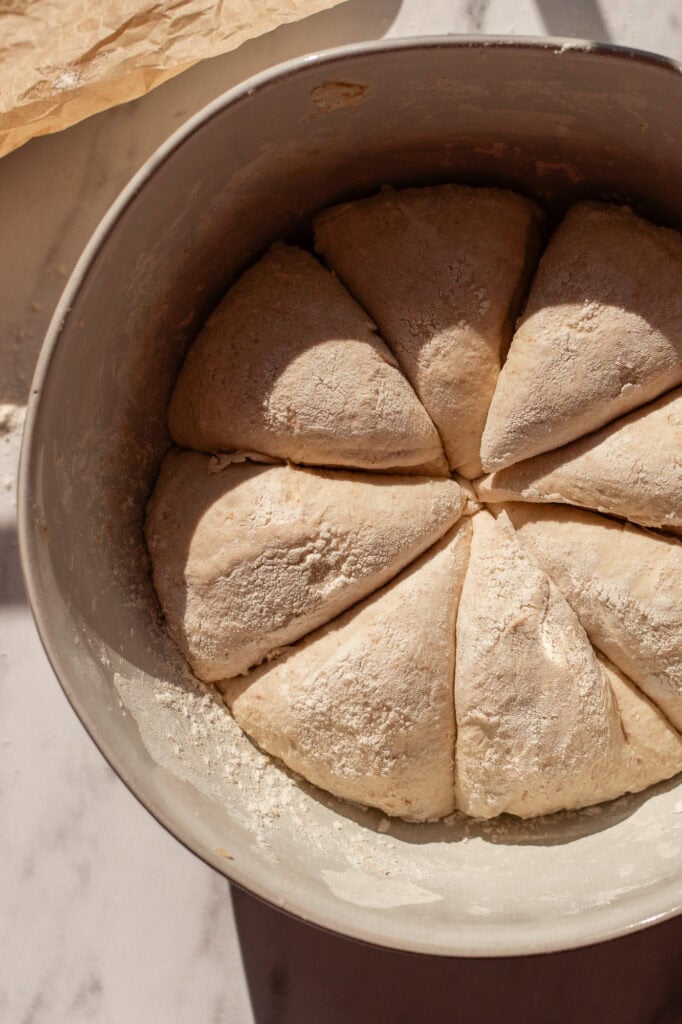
xmin=17 ymin=34 xmax=682 ymax=958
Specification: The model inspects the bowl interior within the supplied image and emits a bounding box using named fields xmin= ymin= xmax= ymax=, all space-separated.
xmin=20 ymin=39 xmax=682 ymax=956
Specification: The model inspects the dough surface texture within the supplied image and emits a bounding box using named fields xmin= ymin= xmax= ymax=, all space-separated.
xmin=504 ymin=503 xmax=682 ymax=731
xmin=145 ymin=451 xmax=466 ymax=682
xmin=598 ymin=656 xmax=682 ymax=801
xmin=454 ymin=511 xmax=623 ymax=819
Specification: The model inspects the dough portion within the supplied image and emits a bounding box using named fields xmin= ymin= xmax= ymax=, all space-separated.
xmin=504 ymin=503 xmax=682 ymax=731
xmin=598 ymin=657 xmax=682 ymax=802
xmin=477 ymin=385 xmax=682 ymax=535
xmin=454 ymin=510 xmax=623 ymax=819
xmin=315 ymin=184 xmax=542 ymax=478
xmin=223 ymin=519 xmax=471 ymax=821
xmin=168 ymin=243 xmax=445 ymax=474
xmin=481 ymin=203 xmax=682 ymax=471
xmin=145 ymin=450 xmax=466 ymax=682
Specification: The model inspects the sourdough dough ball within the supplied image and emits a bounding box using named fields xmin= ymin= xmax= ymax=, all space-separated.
xmin=146 ymin=188 xmax=682 ymax=822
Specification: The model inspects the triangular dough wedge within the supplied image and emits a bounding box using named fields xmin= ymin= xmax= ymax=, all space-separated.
xmin=168 ymin=243 xmax=445 ymax=473
xmin=482 ymin=202 xmax=682 ymax=471
xmin=314 ymin=185 xmax=543 ymax=478
xmin=504 ymin=503 xmax=682 ymax=730
xmin=597 ymin=657 xmax=682 ymax=802
xmin=478 ymin=386 xmax=682 ymax=534
xmin=222 ymin=520 xmax=471 ymax=821
xmin=454 ymin=510 xmax=623 ymax=819
xmin=145 ymin=451 xmax=466 ymax=682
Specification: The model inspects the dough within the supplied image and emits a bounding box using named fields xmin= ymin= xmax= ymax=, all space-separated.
xmin=477 ymin=385 xmax=682 ymax=535
xmin=504 ymin=502 xmax=682 ymax=730
xmin=482 ymin=203 xmax=682 ymax=471
xmin=168 ymin=243 xmax=446 ymax=474
xmin=454 ymin=510 xmax=623 ymax=819
xmin=145 ymin=450 xmax=467 ymax=681
xmin=315 ymin=184 xmax=542 ymax=478
xmin=145 ymin=188 xmax=682 ymax=822
xmin=598 ymin=656 xmax=682 ymax=802
xmin=223 ymin=519 xmax=471 ymax=821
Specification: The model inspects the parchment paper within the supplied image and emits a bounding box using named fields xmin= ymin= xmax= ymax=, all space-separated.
xmin=0 ymin=0 xmax=344 ymax=158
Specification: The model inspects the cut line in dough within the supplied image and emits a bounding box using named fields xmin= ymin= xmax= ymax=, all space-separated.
xmin=482 ymin=202 xmax=682 ymax=471
xmin=315 ymin=184 xmax=543 ymax=479
xmin=454 ymin=509 xmax=623 ymax=819
xmin=504 ymin=502 xmax=682 ymax=732
xmin=477 ymin=385 xmax=682 ymax=535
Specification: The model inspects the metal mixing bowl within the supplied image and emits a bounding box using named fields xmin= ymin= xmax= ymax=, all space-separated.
xmin=18 ymin=38 xmax=682 ymax=956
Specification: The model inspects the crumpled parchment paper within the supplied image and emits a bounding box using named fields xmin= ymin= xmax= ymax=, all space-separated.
xmin=0 ymin=0 xmax=344 ymax=158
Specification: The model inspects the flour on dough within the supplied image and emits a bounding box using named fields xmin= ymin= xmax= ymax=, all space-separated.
xmin=223 ymin=519 xmax=471 ymax=821
xmin=145 ymin=450 xmax=466 ymax=681
xmin=168 ymin=243 xmax=446 ymax=474
xmin=598 ymin=656 xmax=682 ymax=801
xmin=454 ymin=510 xmax=623 ymax=819
xmin=482 ymin=202 xmax=682 ymax=471
xmin=504 ymin=502 xmax=682 ymax=731
xmin=315 ymin=184 xmax=542 ymax=478
xmin=478 ymin=385 xmax=682 ymax=535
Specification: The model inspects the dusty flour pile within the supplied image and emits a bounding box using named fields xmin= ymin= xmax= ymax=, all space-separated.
xmin=0 ymin=404 xmax=25 ymax=437
xmin=115 ymin=665 xmax=306 ymax=850
xmin=114 ymin=663 xmax=416 ymax=875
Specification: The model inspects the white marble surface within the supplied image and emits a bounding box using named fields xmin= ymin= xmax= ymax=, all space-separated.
xmin=3 ymin=2 xmax=682 ymax=1022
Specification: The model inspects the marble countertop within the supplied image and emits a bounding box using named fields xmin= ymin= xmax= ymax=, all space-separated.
xmin=3 ymin=2 xmax=682 ymax=1021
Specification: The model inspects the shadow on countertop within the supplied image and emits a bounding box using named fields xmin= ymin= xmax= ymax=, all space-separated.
xmin=0 ymin=524 xmax=25 ymax=606
xmin=232 ymin=884 xmax=682 ymax=1024
xmin=535 ymin=0 xmax=611 ymax=41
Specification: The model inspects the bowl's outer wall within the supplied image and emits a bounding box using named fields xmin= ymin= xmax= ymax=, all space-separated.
xmin=19 ymin=40 xmax=682 ymax=956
